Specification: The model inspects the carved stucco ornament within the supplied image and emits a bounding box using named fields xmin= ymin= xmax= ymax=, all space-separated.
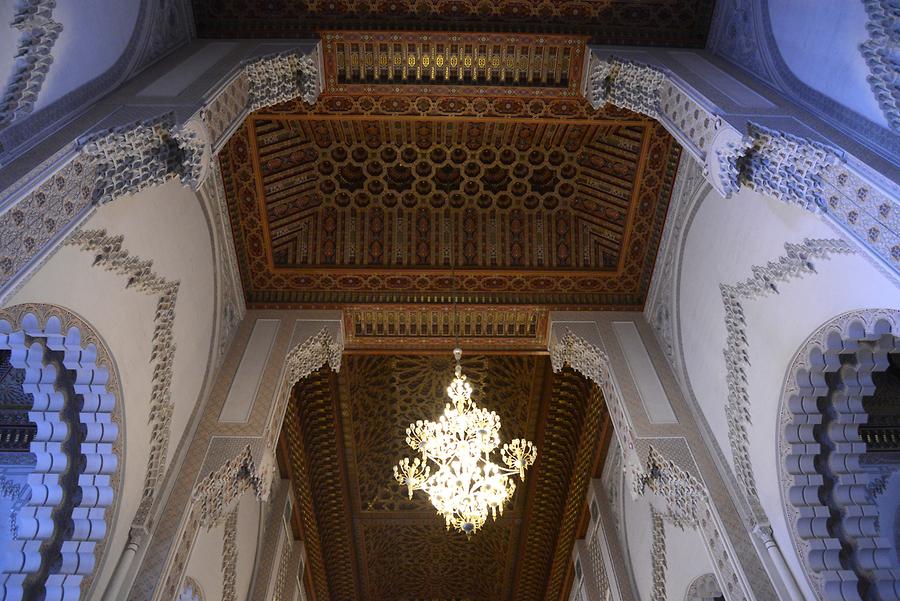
xmin=550 ymin=329 xmax=753 ymax=601
xmin=777 ymin=308 xmax=900 ymax=601
xmin=157 ymin=324 xmax=342 ymax=601
xmin=582 ymin=50 xmax=900 ymax=277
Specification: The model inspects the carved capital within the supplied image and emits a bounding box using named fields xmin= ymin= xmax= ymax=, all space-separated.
xmin=582 ymin=51 xmax=665 ymax=117
xmin=246 ymin=44 xmax=324 ymax=112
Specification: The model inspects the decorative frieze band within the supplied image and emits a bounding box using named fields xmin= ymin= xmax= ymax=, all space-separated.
xmin=222 ymin=507 xmax=238 ymax=601
xmin=0 ymin=0 xmax=62 ymax=125
xmin=649 ymin=510 xmax=667 ymax=601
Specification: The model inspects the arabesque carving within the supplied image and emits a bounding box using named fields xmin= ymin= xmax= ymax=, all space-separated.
xmin=550 ymin=330 xmax=754 ymax=601
xmin=860 ymin=0 xmax=900 ymax=132
xmin=0 ymin=0 xmax=61 ymax=124
xmin=720 ymin=238 xmax=855 ymax=521
xmin=0 ymin=304 xmax=121 ymax=601
xmin=65 ymin=229 xmax=179 ymax=527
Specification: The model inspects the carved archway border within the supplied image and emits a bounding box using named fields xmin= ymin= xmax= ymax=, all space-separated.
xmin=684 ymin=572 xmax=723 ymax=601
xmin=0 ymin=302 xmax=124 ymax=600
xmin=179 ymin=576 xmax=205 ymax=601
xmin=776 ymin=308 xmax=900 ymax=601
xmin=156 ymin=326 xmax=342 ymax=601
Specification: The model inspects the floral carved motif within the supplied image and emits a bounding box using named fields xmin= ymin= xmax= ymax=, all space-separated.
xmin=650 ymin=510 xmax=667 ymax=601
xmin=222 ymin=507 xmax=238 ymax=601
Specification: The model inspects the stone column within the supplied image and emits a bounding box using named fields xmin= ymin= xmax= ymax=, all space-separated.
xmin=100 ymin=526 xmax=147 ymax=601
xmin=753 ymin=525 xmax=805 ymax=601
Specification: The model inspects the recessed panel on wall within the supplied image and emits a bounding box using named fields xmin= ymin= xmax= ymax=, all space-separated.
xmin=219 ymin=318 xmax=280 ymax=423
xmin=137 ymin=42 xmax=237 ymax=97
xmin=611 ymin=321 xmax=677 ymax=424
xmin=669 ymin=51 xmax=776 ymax=109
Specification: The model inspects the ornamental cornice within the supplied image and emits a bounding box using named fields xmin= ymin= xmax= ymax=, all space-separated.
xmin=650 ymin=510 xmax=667 ymax=601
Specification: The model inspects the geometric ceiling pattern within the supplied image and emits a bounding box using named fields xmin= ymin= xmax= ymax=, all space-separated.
xmin=221 ymin=99 xmax=680 ymax=309
xmin=279 ymin=356 xmax=611 ymax=601
xmin=192 ymin=0 xmax=717 ymax=48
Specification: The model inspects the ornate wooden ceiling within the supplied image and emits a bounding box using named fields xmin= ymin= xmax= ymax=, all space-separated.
xmin=278 ymin=356 xmax=611 ymax=601
xmin=322 ymin=32 xmax=585 ymax=97
xmin=220 ymin=95 xmax=680 ymax=312
xmin=192 ymin=0 xmax=717 ymax=48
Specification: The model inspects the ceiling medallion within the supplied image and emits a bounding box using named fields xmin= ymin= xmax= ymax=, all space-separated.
xmin=393 ymin=347 xmax=537 ymax=535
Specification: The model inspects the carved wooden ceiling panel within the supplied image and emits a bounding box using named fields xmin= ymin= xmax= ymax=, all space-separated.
xmin=220 ymin=95 xmax=680 ymax=309
xmin=322 ymin=31 xmax=586 ymax=98
xmin=279 ymin=356 xmax=609 ymax=601
xmin=192 ymin=0 xmax=717 ymax=48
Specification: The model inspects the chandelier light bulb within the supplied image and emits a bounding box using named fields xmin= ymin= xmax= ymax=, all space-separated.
xmin=393 ymin=348 xmax=537 ymax=535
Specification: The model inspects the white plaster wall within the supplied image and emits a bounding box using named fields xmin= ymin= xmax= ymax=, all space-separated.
xmin=0 ymin=1 xmax=141 ymax=114
xmin=621 ymin=465 xmax=715 ymax=601
xmin=185 ymin=515 xmax=225 ymax=601
xmin=768 ymin=0 xmax=887 ymax=128
xmin=622 ymin=470 xmax=653 ymax=601
xmin=34 ymin=0 xmax=141 ymax=111
xmin=236 ymin=492 xmax=262 ymax=601
xmin=677 ymin=185 xmax=900 ymax=598
xmin=184 ymin=490 xmax=260 ymax=601
xmin=5 ymin=178 xmax=215 ymax=597
xmin=0 ymin=4 xmax=18 ymax=87
xmin=663 ymin=521 xmax=715 ymax=601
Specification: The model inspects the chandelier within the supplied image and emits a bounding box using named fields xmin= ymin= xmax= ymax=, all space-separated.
xmin=393 ymin=348 xmax=537 ymax=535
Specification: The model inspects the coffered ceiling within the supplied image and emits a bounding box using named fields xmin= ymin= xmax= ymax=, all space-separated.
xmin=278 ymin=356 xmax=611 ymax=601
xmin=192 ymin=0 xmax=717 ymax=48
xmin=218 ymin=30 xmax=681 ymax=351
xmin=220 ymin=99 xmax=680 ymax=312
